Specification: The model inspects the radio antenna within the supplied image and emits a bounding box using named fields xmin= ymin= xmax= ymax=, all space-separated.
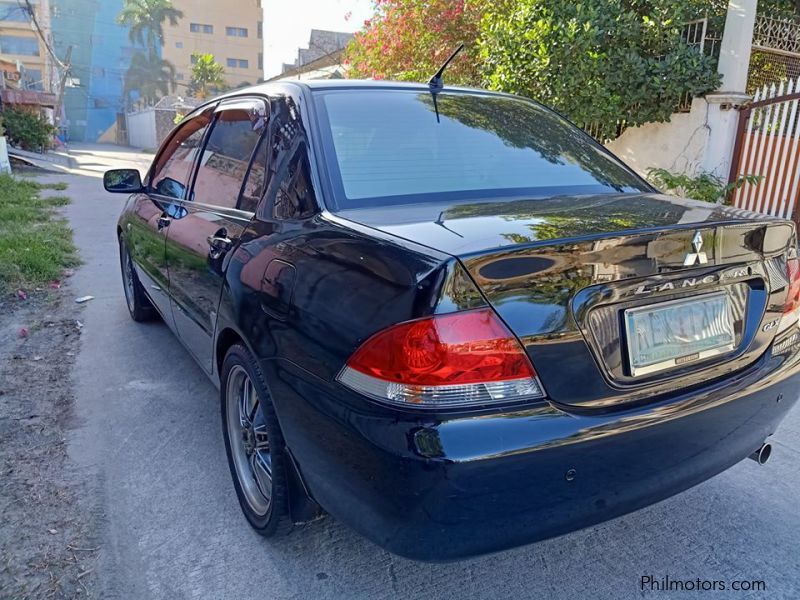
xmin=428 ymin=43 xmax=465 ymax=92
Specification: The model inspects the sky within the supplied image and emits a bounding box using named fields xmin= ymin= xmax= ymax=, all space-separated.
xmin=262 ymin=0 xmax=375 ymax=79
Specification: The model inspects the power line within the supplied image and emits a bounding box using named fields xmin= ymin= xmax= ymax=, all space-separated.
xmin=18 ymin=0 xmax=68 ymax=70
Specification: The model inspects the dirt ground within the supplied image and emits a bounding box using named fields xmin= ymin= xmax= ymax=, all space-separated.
xmin=0 ymin=285 xmax=98 ymax=599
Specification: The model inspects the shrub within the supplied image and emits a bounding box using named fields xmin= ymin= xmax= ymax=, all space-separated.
xmin=480 ymin=0 xmax=722 ymax=141
xmin=1 ymin=107 xmax=57 ymax=152
xmin=647 ymin=168 xmax=762 ymax=203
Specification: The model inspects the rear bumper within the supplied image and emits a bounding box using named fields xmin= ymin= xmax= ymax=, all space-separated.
xmin=265 ymin=348 xmax=800 ymax=562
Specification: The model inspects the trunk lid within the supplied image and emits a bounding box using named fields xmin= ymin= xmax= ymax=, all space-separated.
xmin=338 ymin=194 xmax=798 ymax=408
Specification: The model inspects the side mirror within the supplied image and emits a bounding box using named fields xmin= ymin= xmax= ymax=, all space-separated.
xmin=104 ymin=169 xmax=143 ymax=193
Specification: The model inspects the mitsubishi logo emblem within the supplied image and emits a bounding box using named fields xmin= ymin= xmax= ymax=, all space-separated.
xmin=684 ymin=231 xmax=709 ymax=266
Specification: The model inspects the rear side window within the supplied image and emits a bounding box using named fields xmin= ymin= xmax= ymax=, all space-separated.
xmin=192 ymin=103 xmax=266 ymax=210
xmin=315 ymin=90 xmax=649 ymax=209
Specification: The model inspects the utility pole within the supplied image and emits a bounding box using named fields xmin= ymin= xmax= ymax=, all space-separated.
xmin=54 ymin=45 xmax=73 ymax=135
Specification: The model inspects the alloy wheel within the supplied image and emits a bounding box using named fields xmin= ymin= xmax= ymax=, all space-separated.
xmin=226 ymin=364 xmax=272 ymax=516
xmin=121 ymin=245 xmax=136 ymax=313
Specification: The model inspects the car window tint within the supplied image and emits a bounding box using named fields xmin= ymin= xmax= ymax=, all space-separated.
xmin=270 ymin=142 xmax=316 ymax=220
xmin=315 ymin=90 xmax=650 ymax=209
xmin=150 ymin=113 xmax=212 ymax=199
xmin=239 ymin=134 xmax=268 ymax=213
xmin=257 ymin=97 xmax=317 ymax=220
xmin=192 ymin=106 xmax=265 ymax=210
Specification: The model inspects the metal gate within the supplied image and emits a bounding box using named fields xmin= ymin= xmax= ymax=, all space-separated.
xmin=729 ymin=77 xmax=800 ymax=223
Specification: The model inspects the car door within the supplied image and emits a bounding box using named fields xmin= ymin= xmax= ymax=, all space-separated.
xmin=165 ymin=97 xmax=269 ymax=372
xmin=124 ymin=111 xmax=214 ymax=323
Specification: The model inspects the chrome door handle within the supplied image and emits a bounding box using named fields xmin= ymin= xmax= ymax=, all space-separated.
xmin=207 ymin=234 xmax=233 ymax=252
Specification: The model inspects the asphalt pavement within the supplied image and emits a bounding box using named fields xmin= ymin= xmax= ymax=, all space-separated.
xmin=52 ymin=143 xmax=800 ymax=599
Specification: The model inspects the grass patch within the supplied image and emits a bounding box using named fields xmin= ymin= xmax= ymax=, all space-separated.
xmin=40 ymin=181 xmax=69 ymax=191
xmin=0 ymin=174 xmax=79 ymax=293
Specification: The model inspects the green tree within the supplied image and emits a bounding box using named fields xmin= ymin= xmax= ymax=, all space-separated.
xmin=118 ymin=0 xmax=182 ymax=107
xmin=117 ymin=0 xmax=183 ymax=50
xmin=187 ymin=52 xmax=227 ymax=99
xmin=348 ymin=0 xmax=722 ymax=140
xmin=344 ymin=0 xmax=502 ymax=85
xmin=123 ymin=52 xmax=176 ymax=105
xmin=480 ymin=0 xmax=721 ymax=141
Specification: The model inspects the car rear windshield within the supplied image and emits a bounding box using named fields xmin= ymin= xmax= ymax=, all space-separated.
xmin=314 ymin=89 xmax=650 ymax=210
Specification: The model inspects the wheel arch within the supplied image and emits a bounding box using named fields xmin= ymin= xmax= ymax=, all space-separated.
xmin=215 ymin=324 xmax=323 ymax=524
xmin=215 ymin=326 xmax=246 ymax=378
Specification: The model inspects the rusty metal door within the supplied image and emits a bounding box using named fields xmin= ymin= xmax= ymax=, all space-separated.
xmin=729 ymin=78 xmax=800 ymax=225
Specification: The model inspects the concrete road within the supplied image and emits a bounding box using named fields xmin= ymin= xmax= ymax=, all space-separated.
xmin=54 ymin=144 xmax=800 ymax=599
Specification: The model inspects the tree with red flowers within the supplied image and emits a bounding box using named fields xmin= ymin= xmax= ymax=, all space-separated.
xmin=344 ymin=0 xmax=499 ymax=85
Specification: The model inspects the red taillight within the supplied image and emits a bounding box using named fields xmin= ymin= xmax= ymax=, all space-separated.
xmin=338 ymin=308 xmax=544 ymax=407
xmin=785 ymin=258 xmax=800 ymax=314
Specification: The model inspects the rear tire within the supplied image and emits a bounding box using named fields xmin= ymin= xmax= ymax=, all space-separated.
xmin=221 ymin=343 xmax=293 ymax=537
xmin=119 ymin=236 xmax=155 ymax=322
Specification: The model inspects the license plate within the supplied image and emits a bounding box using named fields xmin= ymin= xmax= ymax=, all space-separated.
xmin=624 ymin=292 xmax=736 ymax=376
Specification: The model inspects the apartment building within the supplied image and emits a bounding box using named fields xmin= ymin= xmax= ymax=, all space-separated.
xmin=0 ymin=0 xmax=53 ymax=92
xmin=162 ymin=0 xmax=263 ymax=89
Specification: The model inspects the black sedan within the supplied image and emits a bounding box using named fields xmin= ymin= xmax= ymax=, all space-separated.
xmin=104 ymin=80 xmax=800 ymax=561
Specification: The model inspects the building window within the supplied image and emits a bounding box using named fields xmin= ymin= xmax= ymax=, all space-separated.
xmin=176 ymin=41 xmax=183 ymax=48
xmin=257 ymin=21 xmax=262 ymax=39
xmin=191 ymin=55 xmax=199 ymax=65
xmin=0 ymin=1 xmax=29 ymax=22
xmin=190 ymin=23 xmax=213 ymax=34
xmin=226 ymin=27 xmax=247 ymax=37
xmin=176 ymin=73 xmax=184 ymax=80
xmin=226 ymin=58 xmax=249 ymax=69
xmin=22 ymin=68 xmax=43 ymax=91
xmin=258 ymin=52 xmax=262 ymax=70
xmin=0 ymin=35 xmax=40 ymax=56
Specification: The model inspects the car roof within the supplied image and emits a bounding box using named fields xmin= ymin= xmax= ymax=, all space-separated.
xmin=214 ymin=78 xmax=508 ymax=101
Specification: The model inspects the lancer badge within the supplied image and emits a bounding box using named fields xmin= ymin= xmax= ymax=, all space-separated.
xmin=684 ymin=231 xmax=709 ymax=266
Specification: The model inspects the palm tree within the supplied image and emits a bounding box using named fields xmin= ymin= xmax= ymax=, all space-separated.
xmin=187 ymin=52 xmax=227 ymax=99
xmin=117 ymin=0 xmax=183 ymax=51
xmin=124 ymin=52 xmax=176 ymax=106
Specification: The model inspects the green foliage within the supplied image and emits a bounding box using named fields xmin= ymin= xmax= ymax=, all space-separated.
xmin=118 ymin=0 xmax=181 ymax=107
xmin=124 ymin=52 xmax=176 ymax=106
xmin=347 ymin=1 xmax=722 ymax=140
xmin=345 ymin=0 xmax=501 ymax=85
xmin=480 ymin=0 xmax=722 ymax=141
xmin=187 ymin=52 xmax=227 ymax=99
xmin=117 ymin=0 xmax=183 ymax=50
xmin=0 ymin=174 xmax=79 ymax=293
xmin=647 ymin=168 xmax=762 ymax=203
xmin=0 ymin=108 xmax=57 ymax=151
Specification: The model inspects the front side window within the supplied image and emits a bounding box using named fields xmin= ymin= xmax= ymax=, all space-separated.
xmin=314 ymin=90 xmax=649 ymax=209
xmin=192 ymin=102 xmax=266 ymax=210
xmin=150 ymin=113 xmax=212 ymax=199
